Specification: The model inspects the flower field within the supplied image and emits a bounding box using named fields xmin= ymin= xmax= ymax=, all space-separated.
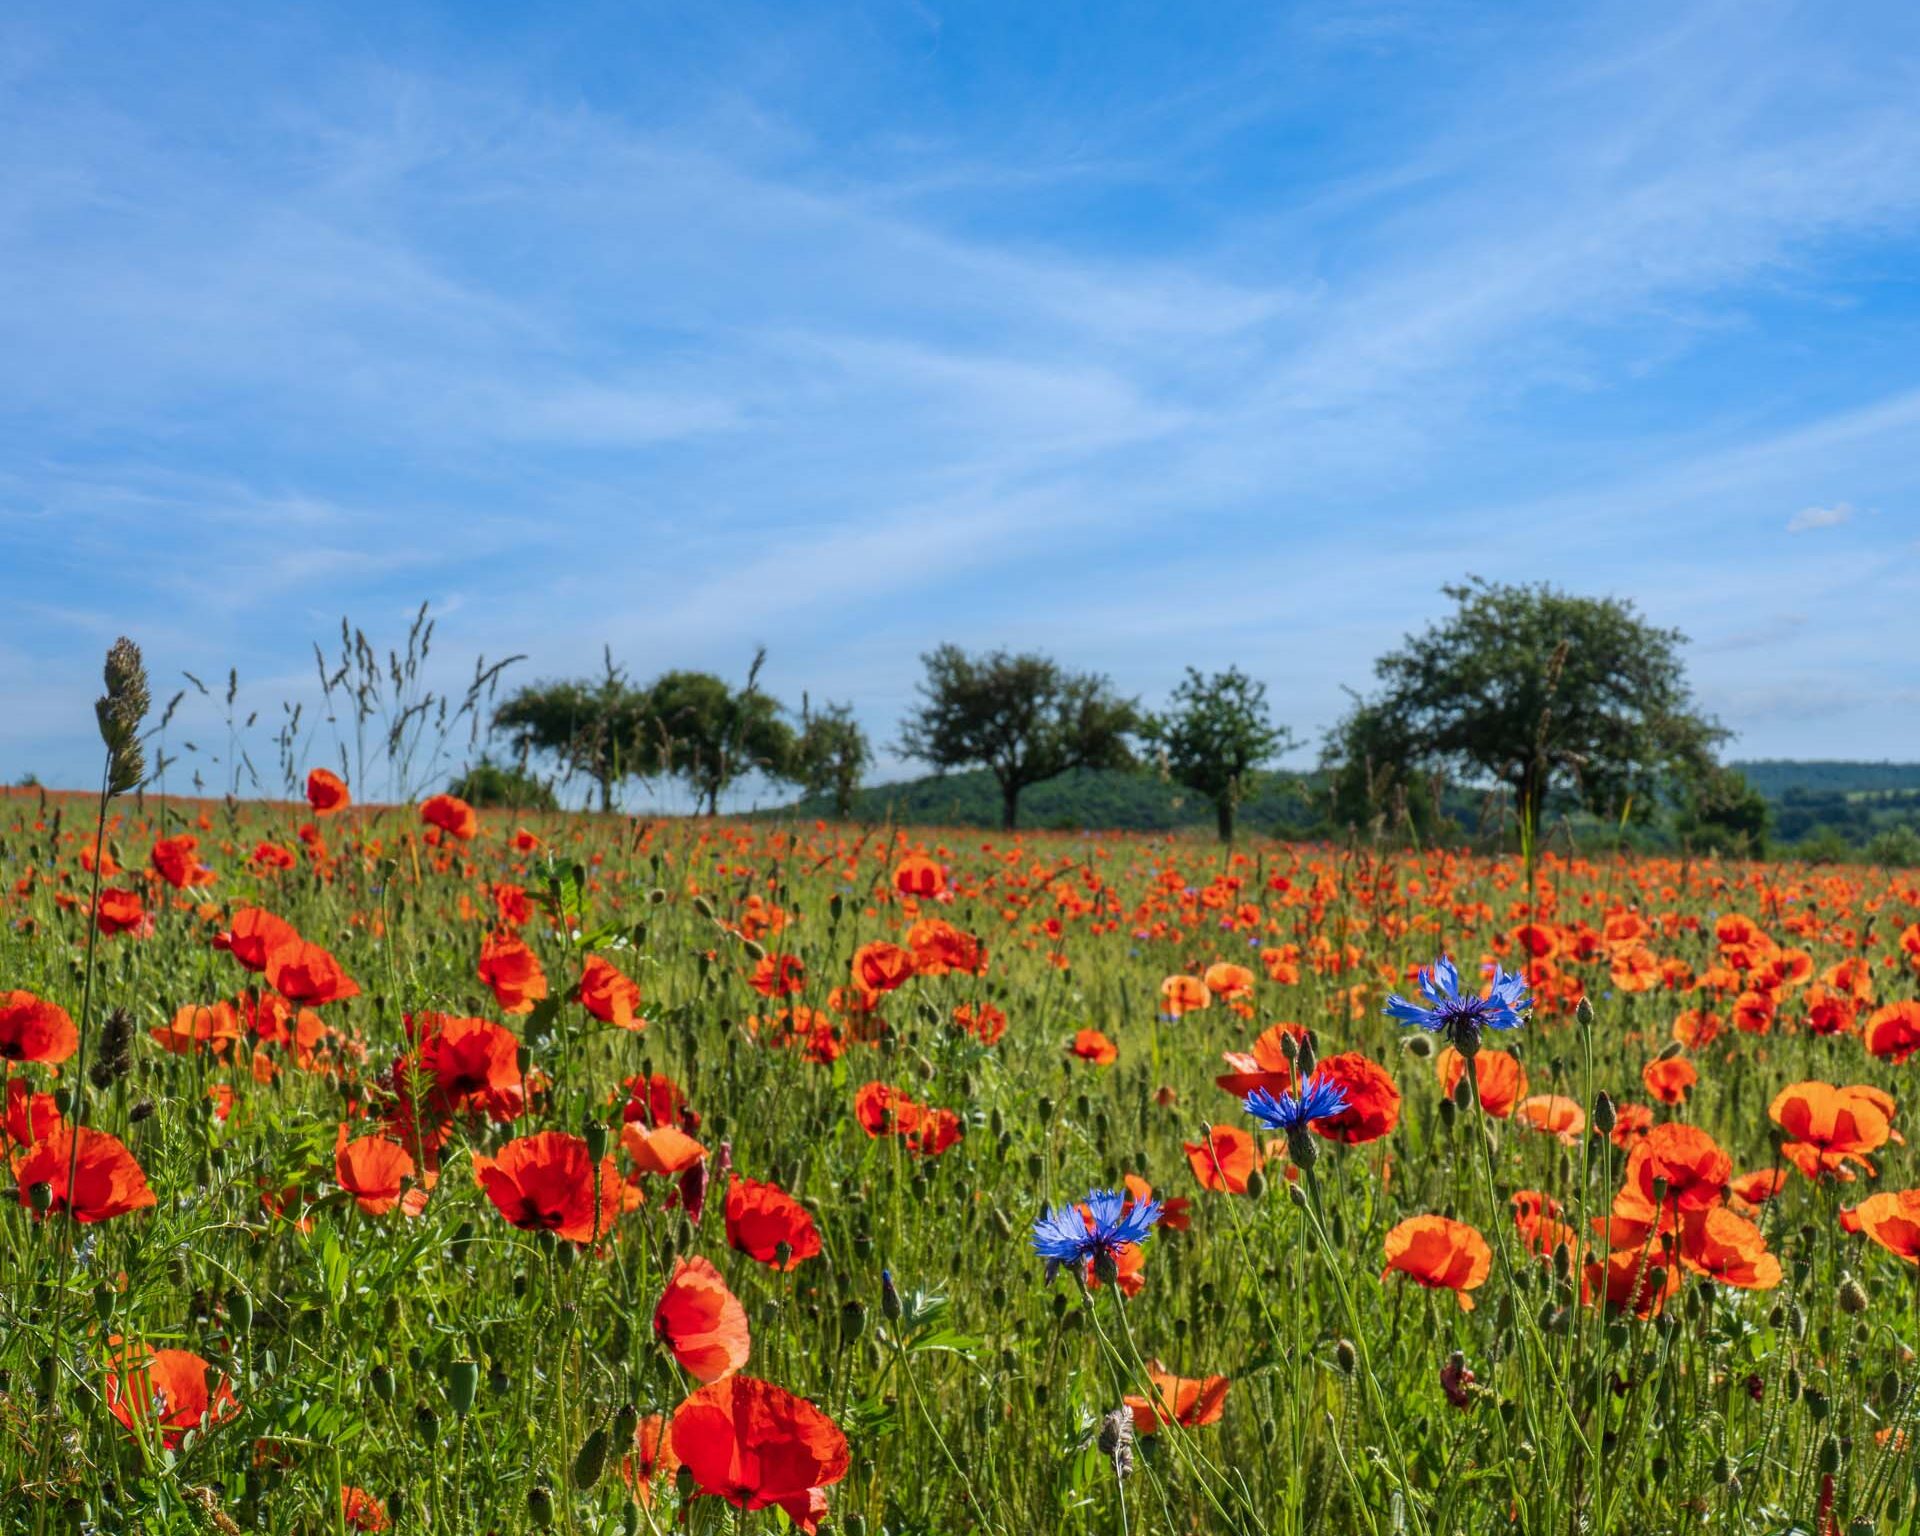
xmin=6 ymin=779 xmax=1920 ymax=1535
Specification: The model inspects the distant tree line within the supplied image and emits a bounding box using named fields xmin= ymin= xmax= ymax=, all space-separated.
xmin=483 ymin=577 xmax=1824 ymax=854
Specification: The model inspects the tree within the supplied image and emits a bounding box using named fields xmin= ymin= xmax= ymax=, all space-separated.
xmin=1326 ymin=577 xmax=1726 ymax=837
xmin=897 ymin=645 xmax=1136 ymax=831
xmin=448 ymin=757 xmax=561 ymax=812
xmin=1676 ymin=764 xmax=1769 ymax=858
xmin=795 ymin=699 xmax=871 ymax=820
xmin=639 ymin=650 xmax=797 ymax=816
xmin=1145 ymin=667 xmax=1296 ymax=842
xmin=494 ymin=651 xmax=652 ymax=813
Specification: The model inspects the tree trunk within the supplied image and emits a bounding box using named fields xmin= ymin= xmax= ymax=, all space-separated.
xmin=704 ymin=783 xmax=721 ymax=817
xmin=1001 ymin=779 xmax=1021 ymax=832
xmin=1216 ymin=797 xmax=1235 ymax=844
xmin=597 ymin=774 xmax=613 ymax=815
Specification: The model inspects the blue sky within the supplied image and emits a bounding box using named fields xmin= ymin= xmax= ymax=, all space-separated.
xmin=4 ymin=0 xmax=1919 ymax=804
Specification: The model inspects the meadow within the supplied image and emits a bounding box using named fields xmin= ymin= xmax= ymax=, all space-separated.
xmin=4 ymin=777 xmax=1920 ymax=1536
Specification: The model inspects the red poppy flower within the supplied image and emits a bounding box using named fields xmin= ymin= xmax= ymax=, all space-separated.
xmin=622 ymin=1414 xmax=680 ymax=1506
xmin=150 ymin=834 xmax=215 ymax=889
xmin=340 ymin=1487 xmax=389 ymax=1531
xmin=95 ymin=887 xmax=147 ymax=936
xmin=952 ymin=1001 xmax=1007 ymax=1046
xmin=1677 ymin=1207 xmax=1780 ymax=1290
xmin=621 ymin=1072 xmax=694 ymax=1130
xmin=104 ymin=1342 xmax=238 ymax=1447
xmin=1641 ymin=1057 xmax=1697 ymax=1106
xmin=4 ymin=1077 xmax=62 ymax=1148
xmin=1183 ymin=1125 xmax=1263 ymax=1194
xmin=576 ymin=954 xmax=644 ymax=1030
xmin=216 ymin=906 xmax=302 ymax=973
xmin=670 ymin=1376 xmax=849 ymax=1533
xmin=1583 ymin=1246 xmax=1680 ymax=1318
xmin=725 ymin=1176 xmax=821 ymax=1269
xmin=906 ymin=918 xmax=987 ymax=977
xmin=420 ymin=794 xmax=478 ymax=841
xmin=474 ymin=1131 xmax=622 ymax=1244
xmin=0 ymin=990 xmax=78 ymax=1065
xmin=266 ymin=939 xmax=360 ymax=1006
xmin=14 ymin=1127 xmax=156 ymax=1223
xmin=1312 ymin=1053 xmax=1401 ymax=1144
xmin=1383 ymin=1215 xmax=1491 ymax=1309
xmin=1214 ymin=1022 xmax=1302 ymax=1098
xmin=1125 ymin=1362 xmax=1229 ymax=1435
xmin=622 ymin=1122 xmax=707 ymax=1175
xmin=335 ymin=1124 xmax=416 ymax=1216
xmin=852 ymin=942 xmax=914 ymax=997
xmin=405 ymin=1011 xmax=525 ymax=1123
xmin=477 ymin=932 xmax=548 ymax=1016
xmin=1865 ymin=1002 xmax=1920 ymax=1063
xmin=655 ymin=1255 xmax=752 ymax=1383
xmin=306 ymin=768 xmax=351 ymax=816
xmin=749 ymin=953 xmax=807 ymax=999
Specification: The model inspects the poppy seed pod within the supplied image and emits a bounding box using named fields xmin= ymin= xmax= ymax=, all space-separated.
xmin=446 ymin=1359 xmax=479 ymax=1417
xmin=526 ymin=1484 xmax=554 ymax=1529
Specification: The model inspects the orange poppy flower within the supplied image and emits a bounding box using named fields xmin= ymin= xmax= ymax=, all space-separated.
xmin=1677 ymin=1207 xmax=1780 ymax=1290
xmin=266 ymin=939 xmax=360 ymax=1006
xmin=340 ymin=1487 xmax=389 ymax=1531
xmin=1609 ymin=944 xmax=1659 ymax=993
xmin=334 ymin=1125 xmax=417 ymax=1216
xmin=420 ymin=794 xmax=478 ymax=841
xmin=1203 ymin=963 xmax=1256 ymax=1002
xmin=852 ymin=942 xmax=915 ymax=998
xmin=655 ymin=1256 xmax=752 ymax=1383
xmin=1124 ymin=1363 xmax=1230 ymax=1435
xmin=477 ymin=932 xmax=548 ymax=1016
xmin=623 ymin=1122 xmax=707 ymax=1175
xmin=1626 ymin=1122 xmax=1732 ymax=1216
xmin=1641 ymin=1057 xmax=1697 ymax=1106
xmin=216 ymin=906 xmax=302 ymax=973
xmin=4 ymin=1078 xmax=62 ymax=1149
xmin=150 ymin=1000 xmax=244 ymax=1058
xmin=1583 ymin=1247 xmax=1679 ymax=1317
xmin=0 ymin=991 xmax=78 ymax=1065
xmin=622 ymin=1413 xmax=681 ymax=1506
xmin=1214 ymin=1022 xmax=1302 ymax=1098
xmin=306 ymin=768 xmax=350 ymax=816
xmin=575 ymin=954 xmax=644 ymax=1030
xmin=892 ymin=854 xmax=946 ymax=899
xmin=473 ymin=1131 xmax=622 ymax=1244
xmin=1728 ymin=1168 xmax=1788 ymax=1212
xmin=749 ymin=953 xmax=807 ymax=999
xmin=1070 ymin=1029 xmax=1118 ymax=1066
xmin=1159 ymin=975 xmax=1211 ymax=1018
xmin=1671 ymin=1009 xmax=1721 ymax=1050
xmin=1183 ymin=1125 xmax=1263 ymax=1194
xmin=104 ymin=1342 xmax=238 ymax=1447
xmin=1382 ymin=1215 xmax=1491 ymax=1309
xmin=1438 ymin=1046 xmax=1526 ymax=1118
xmin=14 ymin=1127 xmax=155 ymax=1223
xmin=1855 ymin=1189 xmax=1920 ymax=1264
xmin=1311 ymin=1052 xmax=1401 ymax=1144
xmin=670 ymin=1376 xmax=849 ymax=1533
xmin=1514 ymin=1095 xmax=1586 ymax=1144
xmin=1123 ymin=1173 xmax=1190 ymax=1232
xmin=906 ymin=918 xmax=987 ymax=977
xmin=725 ymin=1176 xmax=821 ymax=1269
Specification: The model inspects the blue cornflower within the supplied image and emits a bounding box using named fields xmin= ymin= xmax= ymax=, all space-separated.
xmin=1243 ymin=1073 xmax=1350 ymax=1134
xmin=1384 ymin=954 xmax=1530 ymax=1053
xmin=1031 ymin=1188 xmax=1162 ymax=1282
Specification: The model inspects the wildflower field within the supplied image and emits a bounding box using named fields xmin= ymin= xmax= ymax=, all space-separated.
xmin=6 ymin=778 xmax=1920 ymax=1536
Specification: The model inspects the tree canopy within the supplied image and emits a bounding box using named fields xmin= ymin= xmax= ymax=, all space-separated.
xmin=493 ymin=652 xmax=651 ymax=813
xmin=794 ymin=699 xmax=871 ymax=821
xmin=1326 ymin=577 xmax=1726 ymax=835
xmin=1145 ymin=666 xmax=1296 ymax=842
xmin=896 ymin=645 xmax=1136 ymax=830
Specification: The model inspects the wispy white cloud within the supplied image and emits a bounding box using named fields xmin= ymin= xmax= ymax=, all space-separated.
xmin=1788 ymin=503 xmax=1856 ymax=533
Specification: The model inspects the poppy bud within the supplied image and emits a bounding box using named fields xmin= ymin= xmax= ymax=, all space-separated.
xmin=841 ymin=1301 xmax=869 ymax=1344
xmin=370 ymin=1364 xmax=395 ymax=1403
xmin=572 ymin=1427 xmax=610 ymax=1490
xmin=1575 ymin=996 xmax=1594 ymax=1027
xmin=691 ymin=896 xmax=715 ymax=920
xmin=880 ymin=1269 xmax=902 ymax=1321
xmin=94 ymin=1285 xmax=116 ymax=1326
xmin=1818 ymin=1435 xmax=1840 ymax=1474
xmin=1399 ymin=1032 xmax=1434 ymax=1058
xmin=1335 ymin=1339 xmax=1357 ymax=1376
xmin=27 ymin=1182 xmax=51 ymax=1214
xmin=1450 ymin=1073 xmax=1473 ymax=1111
xmin=1838 ymin=1274 xmax=1869 ymax=1314
xmin=1296 ymin=1038 xmax=1317 ymax=1078
xmin=227 ymin=1289 xmax=253 ymax=1335
xmin=675 ymin=1466 xmax=697 ymax=1500
xmin=526 ymin=1484 xmax=554 ymax=1529
xmin=1093 ymin=1249 xmax=1119 ymax=1285
xmin=1287 ymin=1183 xmax=1308 ymax=1211
xmin=414 ymin=1404 xmax=440 ymax=1444
xmin=1438 ymin=1097 xmax=1456 ymax=1130
xmin=130 ymin=1097 xmax=155 ymax=1124
xmin=387 ymin=1493 xmax=404 ymax=1524
xmin=1248 ymin=1163 xmax=1273 ymax=1194
xmin=446 ymin=1360 xmax=479 ymax=1417
xmin=1591 ymin=1092 xmax=1616 ymax=1134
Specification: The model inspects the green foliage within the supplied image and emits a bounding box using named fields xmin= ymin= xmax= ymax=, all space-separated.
xmin=897 ymin=645 xmax=1137 ymax=829
xmin=1864 ymin=822 xmax=1920 ymax=869
xmin=1676 ymin=764 xmax=1769 ymax=858
xmin=1144 ymin=666 xmax=1297 ymax=842
xmin=641 ymin=648 xmax=797 ymax=815
xmin=494 ymin=651 xmax=652 ymax=813
xmin=794 ymin=699 xmax=871 ymax=819
xmin=1328 ymin=577 xmax=1726 ymax=833
xmin=448 ymin=755 xmax=561 ymax=811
